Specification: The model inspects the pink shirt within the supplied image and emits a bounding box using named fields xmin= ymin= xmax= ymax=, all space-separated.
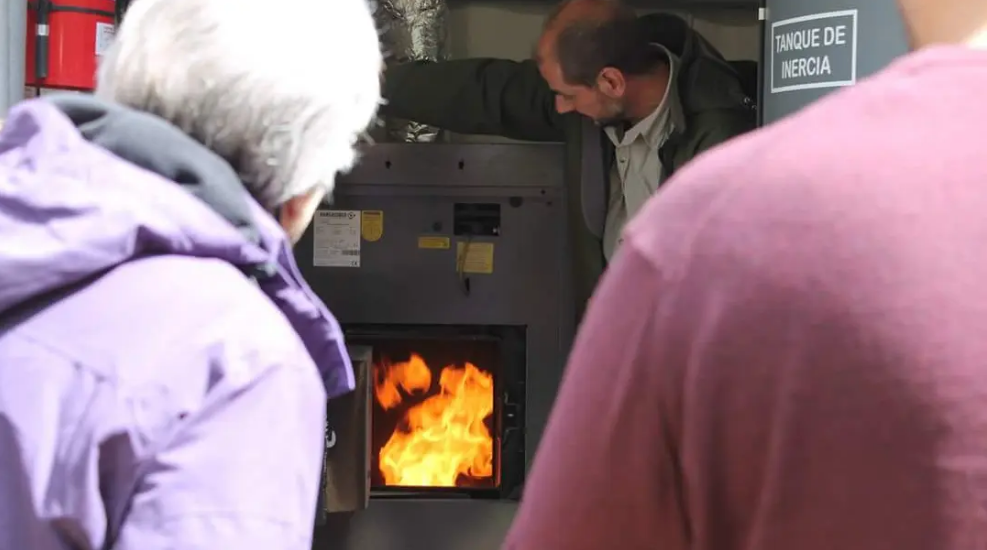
xmin=505 ymin=46 xmax=987 ymax=550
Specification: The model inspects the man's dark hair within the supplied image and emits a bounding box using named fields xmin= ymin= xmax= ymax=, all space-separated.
xmin=549 ymin=0 xmax=664 ymax=87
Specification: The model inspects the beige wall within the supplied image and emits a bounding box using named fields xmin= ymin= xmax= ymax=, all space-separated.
xmin=441 ymin=0 xmax=761 ymax=142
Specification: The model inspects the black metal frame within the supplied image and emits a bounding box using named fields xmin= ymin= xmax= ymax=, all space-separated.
xmin=758 ymin=0 xmax=767 ymax=127
xmin=345 ymin=323 xmax=527 ymax=501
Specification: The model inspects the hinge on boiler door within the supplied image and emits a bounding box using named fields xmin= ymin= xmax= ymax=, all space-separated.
xmin=758 ymin=7 xmax=768 ymax=21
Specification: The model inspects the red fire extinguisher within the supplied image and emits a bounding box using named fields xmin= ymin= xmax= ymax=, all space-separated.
xmin=25 ymin=0 xmax=118 ymax=92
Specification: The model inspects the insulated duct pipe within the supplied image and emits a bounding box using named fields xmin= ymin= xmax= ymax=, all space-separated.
xmin=376 ymin=0 xmax=448 ymax=142
xmin=0 ymin=1 xmax=27 ymax=114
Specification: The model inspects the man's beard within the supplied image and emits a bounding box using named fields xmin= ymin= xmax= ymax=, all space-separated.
xmin=593 ymin=100 xmax=627 ymax=127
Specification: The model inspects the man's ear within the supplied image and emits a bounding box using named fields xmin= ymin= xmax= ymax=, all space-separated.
xmin=596 ymin=67 xmax=626 ymax=98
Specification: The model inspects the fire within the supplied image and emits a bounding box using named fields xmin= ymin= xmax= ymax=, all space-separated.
xmin=373 ymin=353 xmax=495 ymax=487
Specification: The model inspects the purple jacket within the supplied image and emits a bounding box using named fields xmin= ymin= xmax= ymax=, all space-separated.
xmin=0 ymin=97 xmax=353 ymax=549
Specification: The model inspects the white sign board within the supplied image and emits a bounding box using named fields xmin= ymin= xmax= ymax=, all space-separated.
xmin=770 ymin=10 xmax=858 ymax=94
xmin=313 ymin=210 xmax=361 ymax=267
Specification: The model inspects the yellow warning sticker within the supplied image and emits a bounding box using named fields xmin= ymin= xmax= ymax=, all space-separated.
xmin=418 ymin=236 xmax=451 ymax=250
xmin=456 ymin=241 xmax=494 ymax=274
xmin=360 ymin=210 xmax=383 ymax=242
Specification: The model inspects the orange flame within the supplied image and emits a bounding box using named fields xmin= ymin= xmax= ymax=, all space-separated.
xmin=373 ymin=353 xmax=495 ymax=487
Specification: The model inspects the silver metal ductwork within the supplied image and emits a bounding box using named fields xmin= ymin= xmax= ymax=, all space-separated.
xmin=376 ymin=0 xmax=448 ymax=142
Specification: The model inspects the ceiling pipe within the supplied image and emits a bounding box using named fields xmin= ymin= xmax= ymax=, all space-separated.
xmin=376 ymin=0 xmax=449 ymax=143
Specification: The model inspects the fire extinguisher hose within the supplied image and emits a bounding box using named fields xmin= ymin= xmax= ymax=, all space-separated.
xmin=34 ymin=0 xmax=52 ymax=80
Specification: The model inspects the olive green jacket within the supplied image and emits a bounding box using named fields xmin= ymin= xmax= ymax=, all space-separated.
xmin=382 ymin=13 xmax=757 ymax=319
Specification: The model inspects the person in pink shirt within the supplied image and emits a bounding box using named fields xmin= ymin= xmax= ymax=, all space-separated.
xmin=504 ymin=0 xmax=987 ymax=549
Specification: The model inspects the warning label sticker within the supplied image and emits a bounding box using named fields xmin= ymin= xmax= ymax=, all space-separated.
xmin=313 ymin=210 xmax=361 ymax=267
xmin=95 ymin=22 xmax=115 ymax=56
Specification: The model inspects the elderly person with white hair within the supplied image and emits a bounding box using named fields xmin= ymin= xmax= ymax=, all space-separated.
xmin=0 ymin=0 xmax=381 ymax=548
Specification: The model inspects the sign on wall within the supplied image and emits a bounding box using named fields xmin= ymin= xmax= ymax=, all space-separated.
xmin=770 ymin=9 xmax=858 ymax=94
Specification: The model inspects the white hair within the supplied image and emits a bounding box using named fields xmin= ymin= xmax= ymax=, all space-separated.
xmin=95 ymin=0 xmax=383 ymax=209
